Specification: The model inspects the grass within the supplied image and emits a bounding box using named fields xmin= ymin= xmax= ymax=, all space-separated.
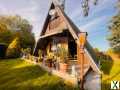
xmin=1 ymin=57 xmax=120 ymax=90
xmin=101 ymin=59 xmax=120 ymax=90
xmin=0 ymin=58 xmax=79 ymax=90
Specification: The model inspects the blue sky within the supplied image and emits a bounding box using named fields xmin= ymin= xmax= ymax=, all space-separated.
xmin=0 ymin=0 xmax=118 ymax=51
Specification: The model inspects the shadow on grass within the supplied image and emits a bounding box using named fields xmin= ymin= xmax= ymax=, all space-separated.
xmin=0 ymin=65 xmax=46 ymax=88
xmin=0 ymin=58 xmax=24 ymax=69
xmin=0 ymin=59 xmax=79 ymax=90
xmin=0 ymin=65 xmax=79 ymax=90
xmin=5 ymin=79 xmax=79 ymax=90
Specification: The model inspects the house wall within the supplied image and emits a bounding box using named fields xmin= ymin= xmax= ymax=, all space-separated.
xmin=45 ymin=36 xmax=68 ymax=53
xmin=84 ymin=71 xmax=101 ymax=90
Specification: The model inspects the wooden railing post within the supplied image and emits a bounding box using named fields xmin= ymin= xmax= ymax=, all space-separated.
xmin=77 ymin=32 xmax=87 ymax=90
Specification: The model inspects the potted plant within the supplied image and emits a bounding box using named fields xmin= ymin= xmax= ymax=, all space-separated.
xmin=47 ymin=51 xmax=54 ymax=68
xmin=38 ymin=50 xmax=42 ymax=62
xmin=58 ymin=47 xmax=68 ymax=73
xmin=22 ymin=48 xmax=31 ymax=59
xmin=26 ymin=48 xmax=31 ymax=60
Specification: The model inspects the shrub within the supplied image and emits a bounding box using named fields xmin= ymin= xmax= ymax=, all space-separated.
xmin=57 ymin=47 xmax=68 ymax=63
xmin=38 ymin=50 xmax=43 ymax=62
xmin=21 ymin=48 xmax=32 ymax=59
xmin=96 ymin=52 xmax=112 ymax=61
xmin=6 ymin=37 xmax=21 ymax=58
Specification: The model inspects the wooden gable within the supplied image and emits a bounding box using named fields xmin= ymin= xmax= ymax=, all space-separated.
xmin=42 ymin=3 xmax=67 ymax=35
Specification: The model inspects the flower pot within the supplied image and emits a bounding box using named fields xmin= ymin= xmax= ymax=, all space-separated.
xmin=47 ymin=59 xmax=52 ymax=68
xmin=60 ymin=63 xmax=68 ymax=73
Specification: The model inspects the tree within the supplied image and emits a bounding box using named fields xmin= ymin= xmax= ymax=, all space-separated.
xmin=0 ymin=17 xmax=14 ymax=45
xmin=18 ymin=26 xmax=35 ymax=49
xmin=11 ymin=16 xmax=35 ymax=50
xmin=94 ymin=48 xmax=100 ymax=53
xmin=0 ymin=30 xmax=14 ymax=45
xmin=108 ymin=4 xmax=120 ymax=54
xmin=0 ymin=15 xmax=35 ymax=50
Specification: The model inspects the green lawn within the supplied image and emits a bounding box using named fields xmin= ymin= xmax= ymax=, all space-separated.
xmin=0 ymin=58 xmax=78 ymax=90
xmin=101 ymin=59 xmax=120 ymax=90
xmin=1 ymin=58 xmax=120 ymax=90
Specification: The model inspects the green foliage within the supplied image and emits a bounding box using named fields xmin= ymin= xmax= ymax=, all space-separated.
xmin=57 ymin=47 xmax=68 ymax=63
xmin=95 ymin=52 xmax=112 ymax=61
xmin=94 ymin=48 xmax=100 ymax=53
xmin=47 ymin=52 xmax=54 ymax=60
xmin=108 ymin=9 xmax=120 ymax=54
xmin=17 ymin=20 xmax=35 ymax=49
xmin=38 ymin=50 xmax=42 ymax=58
xmin=106 ymin=48 xmax=114 ymax=54
xmin=93 ymin=48 xmax=112 ymax=62
xmin=6 ymin=37 xmax=21 ymax=58
xmin=25 ymin=48 xmax=31 ymax=54
xmin=19 ymin=30 xmax=35 ymax=49
xmin=0 ymin=28 xmax=14 ymax=45
xmin=21 ymin=48 xmax=31 ymax=55
xmin=38 ymin=50 xmax=43 ymax=62
xmin=0 ymin=15 xmax=35 ymax=52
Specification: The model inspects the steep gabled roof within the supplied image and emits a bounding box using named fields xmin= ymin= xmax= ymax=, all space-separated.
xmin=34 ymin=0 xmax=101 ymax=74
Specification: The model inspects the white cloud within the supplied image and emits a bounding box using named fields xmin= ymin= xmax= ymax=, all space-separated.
xmin=79 ymin=15 xmax=108 ymax=31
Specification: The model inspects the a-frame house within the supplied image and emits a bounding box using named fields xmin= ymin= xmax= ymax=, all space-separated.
xmin=34 ymin=0 xmax=101 ymax=90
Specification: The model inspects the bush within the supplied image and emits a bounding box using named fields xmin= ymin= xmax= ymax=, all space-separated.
xmin=21 ymin=48 xmax=32 ymax=59
xmin=96 ymin=52 xmax=112 ymax=61
xmin=38 ymin=50 xmax=43 ymax=62
xmin=6 ymin=37 xmax=21 ymax=58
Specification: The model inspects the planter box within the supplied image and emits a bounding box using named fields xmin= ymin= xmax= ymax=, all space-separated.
xmin=60 ymin=63 xmax=68 ymax=73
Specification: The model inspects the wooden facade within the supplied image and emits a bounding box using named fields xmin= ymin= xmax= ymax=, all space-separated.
xmin=34 ymin=0 xmax=101 ymax=89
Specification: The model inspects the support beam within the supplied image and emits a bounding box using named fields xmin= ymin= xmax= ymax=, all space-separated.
xmin=77 ymin=32 xmax=87 ymax=90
